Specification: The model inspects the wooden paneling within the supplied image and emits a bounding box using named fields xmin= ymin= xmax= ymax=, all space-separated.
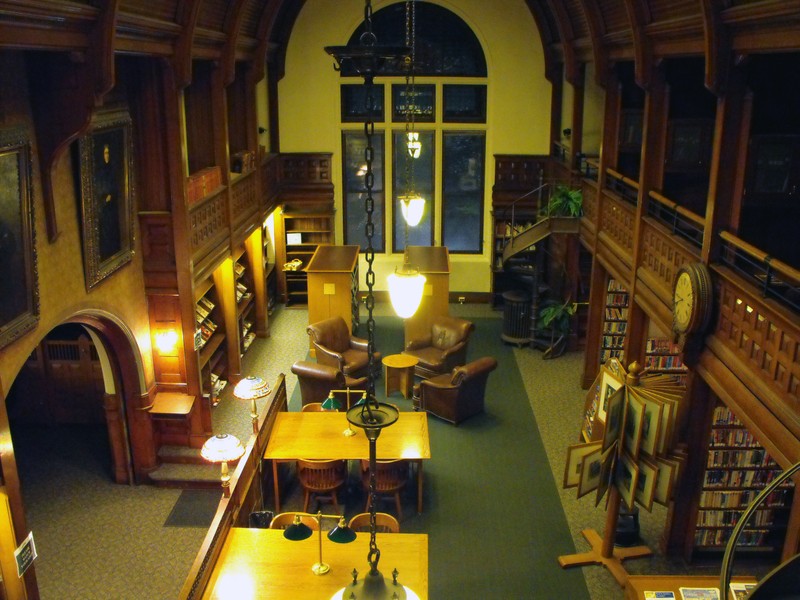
xmin=189 ymin=188 xmax=229 ymax=259
xmin=636 ymin=218 xmax=699 ymax=302
xmin=598 ymin=192 xmax=636 ymax=260
xmin=230 ymin=170 xmax=259 ymax=239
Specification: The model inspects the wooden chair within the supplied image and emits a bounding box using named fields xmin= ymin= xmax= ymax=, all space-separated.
xmin=361 ymin=459 xmax=410 ymax=520
xmin=297 ymin=459 xmax=348 ymax=512
xmin=268 ymin=512 xmax=320 ymax=530
xmin=348 ymin=512 xmax=400 ymax=533
xmin=301 ymin=402 xmax=325 ymax=412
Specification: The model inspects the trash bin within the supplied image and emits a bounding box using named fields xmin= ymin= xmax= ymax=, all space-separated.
xmin=501 ymin=290 xmax=531 ymax=346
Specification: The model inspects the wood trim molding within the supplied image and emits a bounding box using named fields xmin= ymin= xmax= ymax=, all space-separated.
xmin=700 ymin=0 xmax=730 ymax=96
xmin=546 ymin=0 xmax=580 ymax=86
xmin=622 ymin=0 xmax=653 ymax=89
xmin=577 ymin=0 xmax=610 ymax=87
xmin=221 ymin=0 xmax=247 ymax=87
xmin=525 ymin=0 xmax=560 ymax=83
xmin=173 ymin=0 xmax=202 ymax=88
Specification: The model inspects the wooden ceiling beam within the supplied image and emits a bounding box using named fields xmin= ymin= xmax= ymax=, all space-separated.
xmin=173 ymin=0 xmax=202 ymax=88
xmin=252 ymin=0 xmax=284 ymax=81
xmin=576 ymin=0 xmax=610 ymax=88
xmin=546 ymin=0 xmax=581 ymax=86
xmin=524 ymin=0 xmax=559 ymax=83
xmin=622 ymin=0 xmax=653 ymax=89
xmin=701 ymin=0 xmax=730 ymax=96
xmin=221 ymin=0 xmax=247 ymax=86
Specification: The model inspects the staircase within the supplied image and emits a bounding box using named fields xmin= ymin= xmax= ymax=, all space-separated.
xmin=502 ymin=215 xmax=580 ymax=264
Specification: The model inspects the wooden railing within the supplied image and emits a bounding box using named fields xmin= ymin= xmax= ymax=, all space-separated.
xmin=647 ymin=190 xmax=705 ymax=249
xmin=604 ymin=168 xmax=639 ymax=206
xmin=230 ymin=170 xmax=259 ymax=234
xmin=179 ymin=375 xmax=288 ymax=600
xmin=188 ymin=186 xmax=229 ymax=260
xmin=580 ymin=156 xmax=600 ymax=182
xmin=719 ymin=231 xmax=800 ymax=314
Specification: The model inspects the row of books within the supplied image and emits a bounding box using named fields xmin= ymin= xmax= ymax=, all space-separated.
xmin=707 ymin=449 xmax=777 ymax=468
xmin=234 ymin=261 xmax=245 ymax=278
xmin=709 ymin=428 xmax=762 ymax=448
xmin=696 ymin=508 xmax=775 ymax=527
xmin=599 ymin=348 xmax=624 ymax=364
xmin=602 ymin=335 xmax=625 ymax=349
xmin=235 ymin=281 xmax=251 ymax=303
xmin=605 ymin=293 xmax=628 ymax=307
xmin=195 ymin=295 xmax=216 ymax=324
xmin=210 ymin=372 xmax=227 ymax=397
xmin=712 ymin=405 xmax=744 ymax=427
xmin=604 ymin=307 xmax=626 ymax=321
xmin=242 ymin=332 xmax=256 ymax=353
xmin=186 ymin=166 xmax=223 ymax=205
xmin=704 ymin=468 xmax=780 ymax=488
xmin=645 ymin=338 xmax=682 ymax=354
xmin=645 ymin=354 xmax=685 ymax=370
xmin=694 ymin=527 xmax=769 ymax=548
xmin=700 ymin=488 xmax=791 ymax=509
xmin=603 ymin=321 xmax=626 ymax=334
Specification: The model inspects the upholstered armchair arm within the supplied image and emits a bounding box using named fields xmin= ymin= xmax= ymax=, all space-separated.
xmin=405 ymin=335 xmax=433 ymax=351
xmin=420 ymin=376 xmax=458 ymax=392
xmin=349 ymin=335 xmax=369 ymax=352
xmin=441 ymin=340 xmax=467 ymax=361
xmin=313 ymin=343 xmax=345 ymax=371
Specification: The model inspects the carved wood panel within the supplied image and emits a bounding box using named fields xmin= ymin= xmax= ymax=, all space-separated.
xmin=231 ymin=170 xmax=258 ymax=230
xmin=638 ymin=218 xmax=699 ymax=299
xmin=598 ymin=192 xmax=635 ymax=255
xmin=189 ymin=189 xmax=228 ymax=254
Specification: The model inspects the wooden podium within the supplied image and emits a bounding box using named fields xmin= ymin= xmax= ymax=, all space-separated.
xmin=306 ymin=245 xmax=360 ymax=350
xmin=403 ymin=246 xmax=450 ymax=347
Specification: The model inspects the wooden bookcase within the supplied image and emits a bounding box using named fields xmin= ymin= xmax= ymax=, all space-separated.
xmin=644 ymin=337 xmax=688 ymax=385
xmin=233 ymin=248 xmax=256 ymax=357
xmin=688 ymin=403 xmax=795 ymax=558
xmin=306 ymin=245 xmax=360 ymax=348
xmin=276 ymin=205 xmax=335 ymax=306
xmin=194 ymin=277 xmax=228 ymax=407
xmin=601 ymin=279 xmax=628 ymax=365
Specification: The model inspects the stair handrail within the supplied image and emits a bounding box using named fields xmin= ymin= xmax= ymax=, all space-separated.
xmin=500 ymin=181 xmax=549 ymax=251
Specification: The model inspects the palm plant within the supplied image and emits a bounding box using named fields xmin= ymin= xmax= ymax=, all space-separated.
xmin=538 ymin=298 xmax=576 ymax=359
xmin=546 ymin=184 xmax=583 ymax=217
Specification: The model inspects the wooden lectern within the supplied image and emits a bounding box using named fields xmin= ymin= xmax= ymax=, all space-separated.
xmin=403 ymin=246 xmax=450 ymax=347
xmin=306 ymin=245 xmax=360 ymax=351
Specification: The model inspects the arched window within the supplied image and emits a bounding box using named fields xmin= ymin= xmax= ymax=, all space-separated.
xmin=340 ymin=2 xmax=487 ymax=254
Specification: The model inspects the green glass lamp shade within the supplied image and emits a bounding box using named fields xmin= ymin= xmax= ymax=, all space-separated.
xmin=321 ymin=393 xmax=343 ymax=411
xmin=327 ymin=518 xmax=357 ymax=544
xmin=283 ymin=519 xmax=313 ymax=541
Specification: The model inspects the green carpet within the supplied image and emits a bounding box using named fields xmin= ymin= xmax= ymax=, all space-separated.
xmin=290 ymin=317 xmax=590 ymax=598
xmin=163 ymin=489 xmax=222 ymax=528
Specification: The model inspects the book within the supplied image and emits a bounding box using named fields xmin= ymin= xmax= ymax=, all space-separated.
xmin=679 ymin=588 xmax=720 ymax=600
xmin=729 ymin=583 xmax=756 ymax=600
xmin=644 ymin=592 xmax=676 ymax=599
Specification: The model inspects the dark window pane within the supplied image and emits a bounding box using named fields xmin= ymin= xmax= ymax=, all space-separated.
xmin=393 ymin=130 xmax=434 ymax=252
xmin=443 ymin=85 xmax=486 ymax=123
xmin=341 ymin=84 xmax=385 ymax=123
xmin=442 ymin=132 xmax=484 ymax=253
xmin=342 ymin=131 xmax=385 ymax=252
xmin=392 ymin=84 xmax=435 ymax=123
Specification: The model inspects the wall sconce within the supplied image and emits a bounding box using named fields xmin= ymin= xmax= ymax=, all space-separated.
xmin=233 ymin=375 xmax=271 ymax=433
xmin=283 ymin=512 xmax=356 ymax=575
xmin=154 ymin=329 xmax=179 ymax=354
xmin=562 ymin=128 xmax=572 ymax=138
xmin=200 ymin=433 xmax=245 ymax=497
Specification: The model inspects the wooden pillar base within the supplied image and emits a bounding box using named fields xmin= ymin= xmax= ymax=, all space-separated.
xmin=557 ymin=528 xmax=652 ymax=587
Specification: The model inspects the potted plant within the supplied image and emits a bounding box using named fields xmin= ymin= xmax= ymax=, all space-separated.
xmin=538 ymin=298 xmax=576 ymax=359
xmin=546 ymin=184 xmax=583 ymax=217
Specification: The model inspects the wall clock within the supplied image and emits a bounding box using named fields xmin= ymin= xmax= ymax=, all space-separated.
xmin=672 ymin=262 xmax=713 ymax=337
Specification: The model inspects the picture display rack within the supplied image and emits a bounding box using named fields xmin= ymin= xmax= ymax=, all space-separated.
xmin=692 ymin=402 xmax=795 ymax=557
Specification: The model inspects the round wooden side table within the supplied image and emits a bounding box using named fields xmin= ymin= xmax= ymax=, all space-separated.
xmin=382 ymin=353 xmax=419 ymax=400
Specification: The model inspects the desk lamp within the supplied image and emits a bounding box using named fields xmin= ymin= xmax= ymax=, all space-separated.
xmin=200 ymin=433 xmax=245 ymax=497
xmin=233 ymin=375 xmax=270 ymax=433
xmin=283 ymin=512 xmax=356 ymax=575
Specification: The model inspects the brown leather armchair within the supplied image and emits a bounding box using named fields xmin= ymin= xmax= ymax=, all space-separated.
xmin=306 ymin=316 xmax=380 ymax=379
xmin=402 ymin=315 xmax=475 ymax=379
xmin=291 ymin=360 xmax=366 ymax=408
xmin=413 ymin=356 xmax=498 ymax=425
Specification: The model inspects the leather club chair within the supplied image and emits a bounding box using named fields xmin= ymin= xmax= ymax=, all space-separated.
xmin=291 ymin=360 xmax=366 ymax=408
xmin=306 ymin=316 xmax=381 ymax=379
xmin=413 ymin=356 xmax=498 ymax=425
xmin=402 ymin=315 xmax=475 ymax=379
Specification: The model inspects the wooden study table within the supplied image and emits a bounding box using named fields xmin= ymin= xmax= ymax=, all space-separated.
xmin=625 ymin=575 xmax=758 ymax=600
xmin=202 ymin=528 xmax=428 ymax=599
xmin=264 ymin=411 xmax=431 ymax=513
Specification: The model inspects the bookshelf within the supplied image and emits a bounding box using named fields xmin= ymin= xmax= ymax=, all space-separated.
xmin=644 ymin=337 xmax=688 ymax=385
xmin=601 ymin=279 xmax=628 ymax=365
xmin=691 ymin=403 xmax=795 ymax=557
xmin=277 ymin=205 xmax=335 ymax=306
xmin=194 ymin=278 xmax=227 ymax=407
xmin=234 ymin=249 xmax=256 ymax=357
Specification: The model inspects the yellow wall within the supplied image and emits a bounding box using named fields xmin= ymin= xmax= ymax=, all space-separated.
xmin=279 ymin=0 xmax=549 ymax=293
xmin=582 ymin=62 xmax=605 ymax=156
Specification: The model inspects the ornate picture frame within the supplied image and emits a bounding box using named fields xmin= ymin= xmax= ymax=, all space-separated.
xmin=0 ymin=125 xmax=39 ymax=350
xmin=78 ymin=108 xmax=135 ymax=290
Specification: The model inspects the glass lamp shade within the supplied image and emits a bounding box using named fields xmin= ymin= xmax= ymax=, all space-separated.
xmin=321 ymin=392 xmax=343 ymax=412
xmin=399 ymin=195 xmax=425 ymax=226
xmin=200 ymin=433 xmax=245 ymax=463
xmin=388 ymin=269 xmax=426 ymax=319
xmin=283 ymin=517 xmax=313 ymax=541
xmin=232 ymin=375 xmax=270 ymax=401
xmin=327 ymin=518 xmax=357 ymax=544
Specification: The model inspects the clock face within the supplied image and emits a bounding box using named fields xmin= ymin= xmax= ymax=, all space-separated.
xmin=673 ymin=270 xmax=695 ymax=333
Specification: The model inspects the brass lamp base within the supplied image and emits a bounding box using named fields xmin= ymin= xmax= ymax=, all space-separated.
xmin=312 ymin=561 xmax=331 ymax=576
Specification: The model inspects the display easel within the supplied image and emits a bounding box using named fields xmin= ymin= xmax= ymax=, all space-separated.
xmin=558 ymin=361 xmax=685 ymax=587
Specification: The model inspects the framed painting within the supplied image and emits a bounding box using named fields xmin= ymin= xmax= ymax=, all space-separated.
xmin=615 ymin=451 xmax=640 ymax=512
xmin=623 ymin=393 xmax=646 ymax=459
xmin=0 ymin=126 xmax=39 ymax=349
xmin=634 ymin=456 xmax=658 ymax=511
xmin=597 ymin=362 xmax=624 ymax=422
xmin=78 ymin=108 xmax=135 ymax=290
xmin=563 ymin=441 xmax=601 ymax=488
xmin=576 ymin=444 xmax=604 ymax=499
xmin=601 ymin=387 xmax=626 ymax=454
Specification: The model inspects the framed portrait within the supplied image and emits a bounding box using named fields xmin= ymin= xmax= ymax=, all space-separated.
xmin=601 ymin=387 xmax=626 ymax=454
xmin=623 ymin=393 xmax=646 ymax=459
xmin=633 ymin=389 xmax=663 ymax=457
xmin=595 ymin=443 xmax=617 ymax=508
xmin=653 ymin=456 xmax=678 ymax=506
xmin=634 ymin=456 xmax=658 ymax=511
xmin=78 ymin=108 xmax=135 ymax=290
xmin=0 ymin=126 xmax=39 ymax=349
xmin=563 ymin=441 xmax=602 ymax=488
xmin=597 ymin=363 xmax=624 ymax=422
xmin=615 ymin=451 xmax=640 ymax=512
xmin=577 ymin=444 xmax=604 ymax=498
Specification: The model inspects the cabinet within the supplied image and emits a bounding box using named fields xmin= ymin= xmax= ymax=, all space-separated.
xmin=262 ymin=218 xmax=277 ymax=320
xmin=691 ymin=403 xmax=795 ymax=557
xmin=403 ymin=246 xmax=451 ymax=347
xmin=601 ymin=279 xmax=628 ymax=365
xmin=306 ymin=245 xmax=360 ymax=346
xmin=276 ymin=205 xmax=335 ymax=306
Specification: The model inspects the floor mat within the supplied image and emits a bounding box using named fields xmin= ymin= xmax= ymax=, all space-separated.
xmin=163 ymin=489 xmax=222 ymax=528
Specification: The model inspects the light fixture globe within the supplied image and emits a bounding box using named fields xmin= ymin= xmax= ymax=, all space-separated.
xmin=399 ymin=194 xmax=425 ymax=226
xmin=388 ymin=268 xmax=425 ymax=319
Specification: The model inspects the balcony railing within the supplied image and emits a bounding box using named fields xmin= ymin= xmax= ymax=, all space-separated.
xmin=720 ymin=231 xmax=800 ymax=313
xmin=580 ymin=156 xmax=599 ymax=182
xmin=647 ymin=190 xmax=705 ymax=249
xmin=605 ymin=168 xmax=639 ymax=206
